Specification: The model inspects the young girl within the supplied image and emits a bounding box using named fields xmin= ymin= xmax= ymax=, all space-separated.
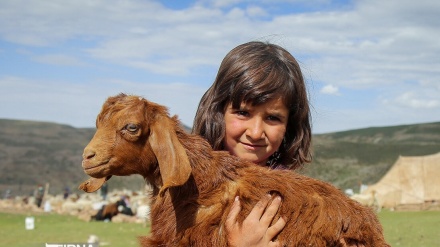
xmin=193 ymin=41 xmax=312 ymax=246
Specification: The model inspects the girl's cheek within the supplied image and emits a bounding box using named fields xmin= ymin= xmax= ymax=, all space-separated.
xmin=228 ymin=119 xmax=241 ymax=129
xmin=270 ymin=127 xmax=287 ymax=147
xmin=225 ymin=117 xmax=242 ymax=130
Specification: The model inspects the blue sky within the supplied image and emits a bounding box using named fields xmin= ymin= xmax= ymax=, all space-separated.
xmin=0 ymin=0 xmax=439 ymax=134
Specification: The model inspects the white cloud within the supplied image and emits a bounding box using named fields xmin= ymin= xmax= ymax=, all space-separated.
xmin=2 ymin=0 xmax=439 ymax=83
xmin=0 ymin=76 xmax=206 ymax=127
xmin=33 ymin=54 xmax=85 ymax=66
xmin=1 ymin=0 xmax=440 ymax=133
xmin=246 ymin=5 xmax=268 ymax=17
xmin=320 ymin=84 xmax=340 ymax=95
xmin=394 ymin=92 xmax=439 ymax=109
xmin=208 ymin=0 xmax=243 ymax=8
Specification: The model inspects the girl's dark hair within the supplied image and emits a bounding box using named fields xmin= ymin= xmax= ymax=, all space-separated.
xmin=193 ymin=41 xmax=312 ymax=170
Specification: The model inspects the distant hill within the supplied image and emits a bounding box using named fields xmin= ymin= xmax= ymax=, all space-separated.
xmin=302 ymin=122 xmax=440 ymax=191
xmin=0 ymin=119 xmax=96 ymax=196
xmin=1 ymin=118 xmax=439 ymax=196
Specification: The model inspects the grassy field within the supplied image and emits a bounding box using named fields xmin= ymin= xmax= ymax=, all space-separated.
xmin=0 ymin=212 xmax=149 ymax=247
xmin=379 ymin=210 xmax=440 ymax=246
xmin=0 ymin=210 xmax=439 ymax=247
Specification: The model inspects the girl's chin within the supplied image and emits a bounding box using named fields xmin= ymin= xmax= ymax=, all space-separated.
xmin=229 ymin=149 xmax=270 ymax=166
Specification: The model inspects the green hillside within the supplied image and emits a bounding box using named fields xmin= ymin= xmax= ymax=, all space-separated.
xmin=303 ymin=122 xmax=440 ymax=191
xmin=0 ymin=119 xmax=96 ymax=195
xmin=1 ymin=118 xmax=439 ymax=196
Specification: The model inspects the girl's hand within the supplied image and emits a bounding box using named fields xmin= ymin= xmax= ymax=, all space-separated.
xmin=339 ymin=238 xmax=366 ymax=247
xmin=225 ymin=194 xmax=286 ymax=247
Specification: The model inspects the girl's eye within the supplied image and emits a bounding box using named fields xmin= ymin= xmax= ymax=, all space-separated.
xmin=267 ymin=115 xmax=281 ymax=122
xmin=235 ymin=110 xmax=249 ymax=117
xmin=237 ymin=111 xmax=249 ymax=117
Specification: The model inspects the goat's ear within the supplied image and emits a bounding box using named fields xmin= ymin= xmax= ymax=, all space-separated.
xmin=149 ymin=114 xmax=191 ymax=196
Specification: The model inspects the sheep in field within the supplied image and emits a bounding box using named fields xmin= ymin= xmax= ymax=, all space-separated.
xmin=79 ymin=93 xmax=389 ymax=247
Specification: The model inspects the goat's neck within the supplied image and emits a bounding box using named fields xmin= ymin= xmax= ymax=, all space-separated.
xmin=144 ymin=128 xmax=241 ymax=199
xmin=143 ymin=164 xmax=163 ymax=194
xmin=177 ymin=131 xmax=240 ymax=196
xmin=145 ymin=129 xmax=243 ymax=242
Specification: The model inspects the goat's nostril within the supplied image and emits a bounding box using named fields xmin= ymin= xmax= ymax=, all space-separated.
xmin=83 ymin=149 xmax=96 ymax=160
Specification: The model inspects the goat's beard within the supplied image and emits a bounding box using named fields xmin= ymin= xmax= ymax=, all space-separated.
xmin=78 ymin=175 xmax=112 ymax=193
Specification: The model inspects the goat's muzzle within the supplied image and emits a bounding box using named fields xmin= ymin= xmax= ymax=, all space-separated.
xmin=78 ymin=176 xmax=112 ymax=193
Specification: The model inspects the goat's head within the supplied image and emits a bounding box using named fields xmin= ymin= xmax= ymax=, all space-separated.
xmin=79 ymin=93 xmax=191 ymax=196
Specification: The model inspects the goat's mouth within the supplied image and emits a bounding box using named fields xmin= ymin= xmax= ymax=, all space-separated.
xmin=78 ymin=175 xmax=112 ymax=193
xmin=82 ymin=159 xmax=110 ymax=176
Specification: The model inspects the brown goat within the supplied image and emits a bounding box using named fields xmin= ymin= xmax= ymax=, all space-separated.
xmin=79 ymin=94 xmax=389 ymax=247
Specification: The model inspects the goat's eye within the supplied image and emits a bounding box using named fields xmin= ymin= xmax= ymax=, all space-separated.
xmin=125 ymin=123 xmax=139 ymax=133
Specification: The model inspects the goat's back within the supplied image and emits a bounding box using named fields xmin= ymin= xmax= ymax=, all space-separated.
xmin=229 ymin=164 xmax=387 ymax=246
xmin=144 ymin=149 xmax=389 ymax=246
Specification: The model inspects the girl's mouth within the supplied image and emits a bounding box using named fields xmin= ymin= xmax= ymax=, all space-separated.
xmin=241 ymin=142 xmax=266 ymax=150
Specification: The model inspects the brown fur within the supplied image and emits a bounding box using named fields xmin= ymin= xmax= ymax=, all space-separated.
xmin=80 ymin=93 xmax=389 ymax=247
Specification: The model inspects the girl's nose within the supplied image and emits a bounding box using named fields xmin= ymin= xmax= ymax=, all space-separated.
xmin=245 ymin=118 xmax=265 ymax=140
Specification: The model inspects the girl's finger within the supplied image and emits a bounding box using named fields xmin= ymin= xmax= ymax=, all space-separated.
xmin=247 ymin=194 xmax=272 ymax=221
xmin=259 ymin=196 xmax=282 ymax=226
xmin=226 ymin=196 xmax=241 ymax=230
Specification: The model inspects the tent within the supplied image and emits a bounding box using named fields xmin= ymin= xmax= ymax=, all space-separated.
xmin=361 ymin=152 xmax=440 ymax=210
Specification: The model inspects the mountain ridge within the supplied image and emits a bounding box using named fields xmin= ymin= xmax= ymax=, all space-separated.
xmin=1 ymin=118 xmax=439 ymax=196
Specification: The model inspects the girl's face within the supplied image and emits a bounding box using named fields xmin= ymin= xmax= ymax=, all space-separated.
xmin=223 ymin=97 xmax=289 ymax=166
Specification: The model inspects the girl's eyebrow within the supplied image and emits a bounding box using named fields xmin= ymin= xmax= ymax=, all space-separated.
xmin=266 ymin=108 xmax=289 ymax=118
xmin=226 ymin=104 xmax=248 ymax=112
xmin=235 ymin=105 xmax=288 ymax=119
xmin=235 ymin=103 xmax=251 ymax=110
